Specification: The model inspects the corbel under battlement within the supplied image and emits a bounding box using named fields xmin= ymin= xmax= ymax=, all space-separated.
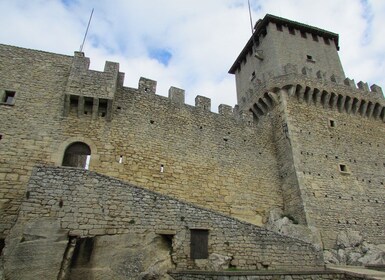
xmin=282 ymin=63 xmax=383 ymax=98
xmin=247 ymin=83 xmax=385 ymax=125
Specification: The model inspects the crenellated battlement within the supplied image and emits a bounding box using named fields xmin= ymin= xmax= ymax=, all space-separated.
xmin=66 ymin=51 xmax=120 ymax=99
xmin=62 ymin=54 xmax=255 ymax=124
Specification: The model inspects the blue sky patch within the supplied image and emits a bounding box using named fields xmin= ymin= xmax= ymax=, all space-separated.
xmin=360 ymin=0 xmax=374 ymax=45
xmin=149 ymin=48 xmax=172 ymax=66
xmin=61 ymin=0 xmax=76 ymax=8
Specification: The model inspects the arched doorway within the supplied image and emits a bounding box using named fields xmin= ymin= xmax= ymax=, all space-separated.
xmin=62 ymin=142 xmax=91 ymax=169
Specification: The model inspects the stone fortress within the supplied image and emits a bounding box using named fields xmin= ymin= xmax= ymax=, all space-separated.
xmin=0 ymin=13 xmax=385 ymax=279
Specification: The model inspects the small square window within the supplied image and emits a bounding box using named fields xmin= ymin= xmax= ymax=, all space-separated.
xmin=306 ymin=55 xmax=315 ymax=63
xmin=339 ymin=164 xmax=349 ymax=174
xmin=312 ymin=34 xmax=319 ymax=42
xmin=288 ymin=27 xmax=295 ymax=35
xmin=300 ymin=31 xmax=307 ymax=38
xmin=2 ymin=91 xmax=16 ymax=105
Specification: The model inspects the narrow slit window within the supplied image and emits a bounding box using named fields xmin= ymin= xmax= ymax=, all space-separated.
xmin=84 ymin=97 xmax=93 ymax=115
xmin=0 ymin=238 xmax=4 ymax=256
xmin=99 ymin=99 xmax=108 ymax=117
xmin=69 ymin=95 xmax=79 ymax=113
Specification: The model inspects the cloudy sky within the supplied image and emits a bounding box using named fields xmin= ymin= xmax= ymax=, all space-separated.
xmin=0 ymin=0 xmax=384 ymax=111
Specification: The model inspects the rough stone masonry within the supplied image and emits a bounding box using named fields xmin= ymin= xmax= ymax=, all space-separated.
xmin=0 ymin=13 xmax=385 ymax=279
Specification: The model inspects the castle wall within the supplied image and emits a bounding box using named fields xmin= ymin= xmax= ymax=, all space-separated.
xmin=0 ymin=44 xmax=284 ymax=236
xmin=3 ymin=166 xmax=322 ymax=279
xmin=284 ymin=86 xmax=385 ymax=248
xmin=0 ymin=44 xmax=73 ymax=235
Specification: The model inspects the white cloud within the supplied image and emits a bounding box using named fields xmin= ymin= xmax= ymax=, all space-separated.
xmin=0 ymin=0 xmax=384 ymax=111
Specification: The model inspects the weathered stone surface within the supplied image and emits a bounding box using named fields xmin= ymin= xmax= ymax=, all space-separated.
xmin=207 ymin=253 xmax=232 ymax=271
xmin=336 ymin=231 xmax=363 ymax=249
xmin=323 ymin=250 xmax=339 ymax=264
xmin=81 ymin=233 xmax=174 ymax=280
xmin=266 ymin=212 xmax=323 ymax=251
xmin=325 ymin=231 xmax=385 ymax=266
xmin=3 ymin=218 xmax=68 ymax=280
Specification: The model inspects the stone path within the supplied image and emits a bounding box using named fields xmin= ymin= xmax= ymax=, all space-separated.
xmin=327 ymin=265 xmax=385 ymax=279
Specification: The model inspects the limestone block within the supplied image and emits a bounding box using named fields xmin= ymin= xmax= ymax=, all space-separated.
xmin=195 ymin=95 xmax=211 ymax=111
xmin=336 ymin=230 xmax=363 ymax=249
xmin=323 ymin=250 xmax=339 ymax=264
xmin=3 ymin=218 xmax=68 ymax=280
xmin=139 ymin=77 xmax=157 ymax=94
xmin=218 ymin=104 xmax=233 ymax=116
xmin=168 ymin=87 xmax=185 ymax=105
xmin=80 ymin=232 xmax=175 ymax=280
xmin=358 ymin=244 xmax=385 ymax=265
xmin=357 ymin=81 xmax=370 ymax=91
xmin=207 ymin=253 xmax=231 ymax=271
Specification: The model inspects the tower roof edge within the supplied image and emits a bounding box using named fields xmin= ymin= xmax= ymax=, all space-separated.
xmin=228 ymin=14 xmax=340 ymax=74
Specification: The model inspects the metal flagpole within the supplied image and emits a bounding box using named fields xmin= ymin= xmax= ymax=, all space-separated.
xmin=80 ymin=8 xmax=94 ymax=52
xmin=247 ymin=0 xmax=254 ymax=36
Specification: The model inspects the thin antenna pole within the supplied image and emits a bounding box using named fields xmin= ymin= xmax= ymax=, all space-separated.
xmin=80 ymin=8 xmax=94 ymax=52
xmin=247 ymin=0 xmax=258 ymax=53
xmin=247 ymin=0 xmax=254 ymax=36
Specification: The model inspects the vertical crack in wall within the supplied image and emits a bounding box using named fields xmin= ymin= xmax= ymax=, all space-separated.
xmin=57 ymin=236 xmax=77 ymax=280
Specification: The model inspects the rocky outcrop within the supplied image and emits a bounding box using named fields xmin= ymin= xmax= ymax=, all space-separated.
xmin=266 ymin=209 xmax=385 ymax=266
xmin=3 ymin=217 xmax=175 ymax=280
xmin=324 ymin=231 xmax=385 ymax=266
xmin=265 ymin=208 xmax=323 ymax=251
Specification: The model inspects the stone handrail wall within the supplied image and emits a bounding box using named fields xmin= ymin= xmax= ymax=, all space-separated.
xmin=16 ymin=166 xmax=323 ymax=271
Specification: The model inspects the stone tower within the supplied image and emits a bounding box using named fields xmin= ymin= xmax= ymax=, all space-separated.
xmin=229 ymin=14 xmax=385 ymax=248
xmin=229 ymin=14 xmax=345 ymax=109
